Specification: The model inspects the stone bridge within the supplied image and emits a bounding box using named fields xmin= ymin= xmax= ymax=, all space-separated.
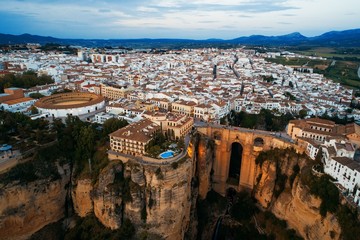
xmin=197 ymin=126 xmax=302 ymax=196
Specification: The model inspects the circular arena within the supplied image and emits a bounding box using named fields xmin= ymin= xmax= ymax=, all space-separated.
xmin=34 ymin=92 xmax=105 ymax=118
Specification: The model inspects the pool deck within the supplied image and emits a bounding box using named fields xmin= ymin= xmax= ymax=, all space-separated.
xmin=159 ymin=150 xmax=175 ymax=159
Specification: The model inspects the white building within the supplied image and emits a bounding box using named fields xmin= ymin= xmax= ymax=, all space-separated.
xmin=1 ymin=98 xmax=37 ymax=113
xmin=94 ymin=112 xmax=116 ymax=124
xmin=322 ymin=139 xmax=360 ymax=192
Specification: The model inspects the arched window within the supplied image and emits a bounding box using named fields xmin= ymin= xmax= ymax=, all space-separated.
xmin=213 ymin=131 xmax=221 ymax=140
xmin=254 ymin=137 xmax=264 ymax=147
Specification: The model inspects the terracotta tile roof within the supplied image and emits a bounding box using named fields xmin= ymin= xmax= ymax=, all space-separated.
xmin=109 ymin=119 xmax=160 ymax=143
xmin=333 ymin=157 xmax=360 ymax=171
xmin=3 ymin=97 xmax=34 ymax=105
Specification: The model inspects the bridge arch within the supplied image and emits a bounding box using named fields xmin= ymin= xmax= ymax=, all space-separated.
xmin=227 ymin=142 xmax=243 ymax=186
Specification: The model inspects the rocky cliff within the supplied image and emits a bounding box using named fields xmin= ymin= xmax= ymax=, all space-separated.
xmin=194 ymin=133 xmax=215 ymax=200
xmin=71 ymin=156 xmax=194 ymax=240
xmin=0 ymin=164 xmax=70 ymax=240
xmin=254 ymin=149 xmax=341 ymax=240
xmin=72 ymin=179 xmax=93 ymax=217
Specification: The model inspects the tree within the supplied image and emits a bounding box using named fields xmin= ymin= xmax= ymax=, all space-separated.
xmin=289 ymin=81 xmax=294 ymax=88
xmin=30 ymin=106 xmax=39 ymax=115
xmin=29 ymin=92 xmax=45 ymax=99
xmin=75 ymin=125 xmax=96 ymax=173
xmin=102 ymin=118 xmax=128 ymax=136
xmin=315 ymin=147 xmax=323 ymax=163
xmin=0 ymin=71 xmax=53 ymax=92
xmin=177 ymin=137 xmax=185 ymax=149
xmin=298 ymin=109 xmax=307 ymax=119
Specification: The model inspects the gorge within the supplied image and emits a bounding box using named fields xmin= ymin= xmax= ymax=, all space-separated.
xmin=0 ymin=126 xmax=356 ymax=240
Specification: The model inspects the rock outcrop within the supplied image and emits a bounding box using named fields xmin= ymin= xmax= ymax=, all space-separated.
xmin=91 ymin=157 xmax=194 ymax=240
xmin=72 ymin=179 xmax=93 ymax=217
xmin=0 ymin=164 xmax=70 ymax=240
xmin=272 ymin=177 xmax=340 ymax=240
xmin=195 ymin=135 xmax=215 ymax=200
xmin=254 ymin=151 xmax=341 ymax=240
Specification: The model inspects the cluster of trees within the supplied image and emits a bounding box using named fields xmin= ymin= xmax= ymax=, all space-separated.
xmin=350 ymin=100 xmax=360 ymax=110
xmin=0 ymin=70 xmax=53 ymax=92
xmin=0 ymin=110 xmax=129 ymax=182
xmin=145 ymin=131 xmax=184 ymax=158
xmin=52 ymin=116 xmax=128 ymax=179
xmin=221 ymin=109 xmax=294 ymax=131
xmin=0 ymin=110 xmax=53 ymax=144
xmin=261 ymin=211 xmax=303 ymax=240
xmin=40 ymin=43 xmax=77 ymax=55
xmin=308 ymin=175 xmax=339 ymax=217
xmin=64 ymin=214 xmax=135 ymax=240
xmin=29 ymin=92 xmax=45 ymax=99
xmin=263 ymin=76 xmax=275 ymax=82
xmin=317 ymin=112 xmax=354 ymax=124
xmin=146 ymin=132 xmax=167 ymax=157
xmin=0 ymin=144 xmax=63 ymax=185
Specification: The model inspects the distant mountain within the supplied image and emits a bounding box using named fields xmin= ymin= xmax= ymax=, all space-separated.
xmin=230 ymin=32 xmax=308 ymax=45
xmin=0 ymin=29 xmax=359 ymax=48
xmin=308 ymin=29 xmax=360 ymax=46
xmin=0 ymin=33 xmax=63 ymax=45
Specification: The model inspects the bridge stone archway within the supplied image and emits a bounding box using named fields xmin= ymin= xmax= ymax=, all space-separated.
xmin=227 ymin=142 xmax=243 ymax=186
xmin=197 ymin=126 xmax=298 ymax=196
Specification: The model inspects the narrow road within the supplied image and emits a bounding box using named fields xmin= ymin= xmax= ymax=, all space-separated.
xmin=198 ymin=124 xmax=294 ymax=144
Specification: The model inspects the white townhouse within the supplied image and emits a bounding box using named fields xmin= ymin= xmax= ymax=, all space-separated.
xmin=322 ymin=139 xmax=360 ymax=192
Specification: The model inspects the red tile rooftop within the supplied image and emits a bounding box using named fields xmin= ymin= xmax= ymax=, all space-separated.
xmin=3 ymin=97 xmax=34 ymax=105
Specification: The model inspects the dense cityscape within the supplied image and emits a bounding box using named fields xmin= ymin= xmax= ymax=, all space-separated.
xmin=1 ymin=0 xmax=360 ymax=239
xmin=1 ymin=44 xmax=360 ymax=239
xmin=1 ymin=47 xmax=358 ymax=120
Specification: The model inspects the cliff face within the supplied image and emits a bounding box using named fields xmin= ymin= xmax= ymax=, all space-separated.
xmin=88 ymin=157 xmax=193 ymax=240
xmin=0 ymin=164 xmax=70 ymax=240
xmin=195 ymin=136 xmax=215 ymax=200
xmin=93 ymin=162 xmax=123 ymax=230
xmin=272 ymin=177 xmax=340 ymax=240
xmin=254 ymin=152 xmax=341 ymax=240
xmin=72 ymin=179 xmax=93 ymax=217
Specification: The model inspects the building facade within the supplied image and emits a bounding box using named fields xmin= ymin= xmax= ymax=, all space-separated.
xmin=109 ymin=119 xmax=160 ymax=156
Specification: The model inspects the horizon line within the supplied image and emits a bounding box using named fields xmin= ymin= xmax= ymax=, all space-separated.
xmin=1 ymin=27 xmax=359 ymax=41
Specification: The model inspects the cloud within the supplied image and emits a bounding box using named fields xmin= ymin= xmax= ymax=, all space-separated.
xmin=0 ymin=0 xmax=359 ymax=39
xmin=137 ymin=6 xmax=159 ymax=13
xmin=282 ymin=13 xmax=297 ymax=16
xmin=277 ymin=22 xmax=291 ymax=25
xmin=99 ymin=9 xmax=111 ymax=13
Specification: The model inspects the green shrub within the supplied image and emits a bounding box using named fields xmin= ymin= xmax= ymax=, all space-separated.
xmin=230 ymin=191 xmax=258 ymax=222
xmin=171 ymin=161 xmax=179 ymax=169
xmin=309 ymin=175 xmax=339 ymax=217
xmin=336 ymin=205 xmax=360 ymax=240
xmin=0 ymin=144 xmax=64 ymax=185
xmin=155 ymin=167 xmax=164 ymax=180
xmin=64 ymin=215 xmax=135 ymax=240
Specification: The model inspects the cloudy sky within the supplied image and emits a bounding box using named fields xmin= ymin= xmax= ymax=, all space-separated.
xmin=0 ymin=0 xmax=358 ymax=39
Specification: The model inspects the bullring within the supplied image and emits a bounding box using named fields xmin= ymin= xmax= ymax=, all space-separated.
xmin=34 ymin=92 xmax=105 ymax=118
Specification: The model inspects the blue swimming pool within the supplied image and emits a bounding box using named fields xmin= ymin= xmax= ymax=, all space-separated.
xmin=159 ymin=150 xmax=175 ymax=159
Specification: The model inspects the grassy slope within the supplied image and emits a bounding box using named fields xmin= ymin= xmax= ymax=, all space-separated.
xmin=266 ymin=47 xmax=360 ymax=88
